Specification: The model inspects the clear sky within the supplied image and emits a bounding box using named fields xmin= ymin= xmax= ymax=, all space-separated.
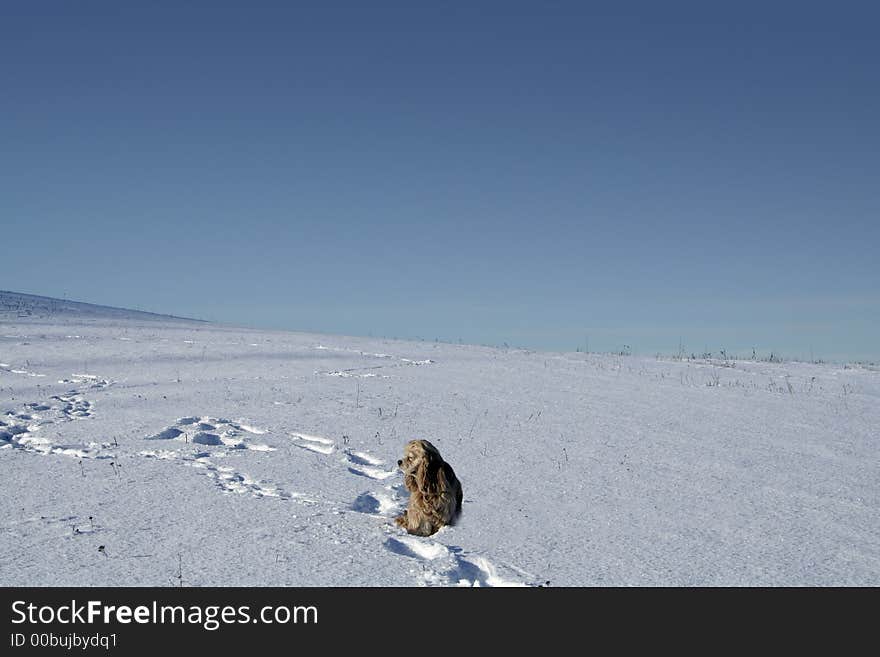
xmin=2 ymin=2 xmax=878 ymax=361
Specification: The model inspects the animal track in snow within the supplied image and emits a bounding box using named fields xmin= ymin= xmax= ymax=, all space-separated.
xmin=312 ymin=345 xmax=436 ymax=379
xmin=289 ymin=432 xmax=336 ymax=455
xmin=139 ymin=417 xmax=297 ymax=501
xmin=313 ymin=345 xmax=435 ymax=366
xmin=351 ymin=482 xmax=406 ymax=516
xmin=139 ymin=450 xmax=295 ymax=500
xmin=186 ymin=456 xmax=292 ymax=499
xmin=382 ymin=534 xmax=528 ymax=587
xmin=314 ymin=345 xmax=394 ymax=359
xmin=344 ymin=449 xmax=396 ymax=480
xmin=319 ymin=369 xmax=390 ymax=379
xmin=286 ymin=433 xmax=404 ymax=517
xmin=287 ymin=432 xmax=394 ymax=479
xmin=148 ymin=427 xmax=184 ymax=440
xmin=146 ymin=416 xmax=275 ymax=452
xmin=50 ymin=393 xmax=93 ymax=420
xmin=137 ymin=448 xmax=179 ymax=460
xmin=1 ymin=379 xmax=115 ymax=460
xmin=286 ymin=432 xmax=405 ymax=521
xmin=445 ymin=553 xmax=529 ymax=587
xmin=346 ymin=451 xmax=384 ymax=466
xmin=0 ymin=362 xmax=46 ymax=377
xmin=0 ymin=416 xmax=41 ymax=449
xmin=385 ymin=534 xmax=450 ymax=560
xmin=236 ymin=422 xmax=267 ymax=435
xmin=1 ymin=410 xmax=113 ymax=459
xmin=58 ymin=374 xmax=112 ymax=389
xmin=9 ymin=513 xmax=108 ymax=538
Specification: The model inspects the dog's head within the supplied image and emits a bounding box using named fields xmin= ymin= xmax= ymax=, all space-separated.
xmin=398 ymin=439 xmax=444 ymax=492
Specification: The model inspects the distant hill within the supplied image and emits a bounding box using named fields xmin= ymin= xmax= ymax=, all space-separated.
xmin=0 ymin=290 xmax=205 ymax=323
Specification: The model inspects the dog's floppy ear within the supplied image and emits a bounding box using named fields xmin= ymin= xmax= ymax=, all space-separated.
xmin=416 ymin=442 xmax=445 ymax=494
xmin=414 ymin=451 xmax=432 ymax=492
xmin=433 ymin=460 xmax=449 ymax=496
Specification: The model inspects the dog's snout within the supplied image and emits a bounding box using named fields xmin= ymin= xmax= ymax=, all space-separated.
xmin=397 ymin=459 xmax=403 ymax=466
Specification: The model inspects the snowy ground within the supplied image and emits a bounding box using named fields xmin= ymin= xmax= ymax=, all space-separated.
xmin=1 ymin=295 xmax=878 ymax=586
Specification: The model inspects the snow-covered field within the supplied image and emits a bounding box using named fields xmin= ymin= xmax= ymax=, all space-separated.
xmin=1 ymin=292 xmax=878 ymax=586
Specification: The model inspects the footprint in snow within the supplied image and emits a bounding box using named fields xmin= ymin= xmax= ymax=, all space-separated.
xmin=147 ymin=427 xmax=183 ymax=440
xmin=351 ymin=483 xmax=405 ymax=516
xmin=382 ymin=535 xmax=528 ymax=587
xmin=139 ymin=417 xmax=296 ymax=501
xmin=192 ymin=432 xmax=223 ymax=446
xmin=139 ymin=450 xmax=299 ymax=502
xmin=146 ymin=416 xmax=275 ymax=452
xmin=50 ymin=393 xmax=93 ymax=420
xmin=385 ymin=535 xmax=450 ymax=561
xmin=291 ymin=434 xmax=396 ymax=480
xmin=289 ymin=432 xmax=336 ymax=455
xmin=2 ymin=383 xmax=114 ymax=460
xmin=186 ymin=457 xmax=292 ymax=499
xmin=58 ymin=374 xmax=112 ymax=389
xmin=344 ymin=449 xmax=396 ymax=480
xmin=2 ymin=417 xmax=112 ymax=459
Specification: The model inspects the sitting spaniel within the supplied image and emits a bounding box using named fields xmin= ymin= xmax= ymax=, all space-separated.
xmin=395 ymin=439 xmax=463 ymax=536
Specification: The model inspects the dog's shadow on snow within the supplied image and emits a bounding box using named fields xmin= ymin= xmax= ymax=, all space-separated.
xmin=351 ymin=492 xmax=382 ymax=514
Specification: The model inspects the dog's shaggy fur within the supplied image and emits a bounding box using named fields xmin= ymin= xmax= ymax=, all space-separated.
xmin=395 ymin=439 xmax=463 ymax=536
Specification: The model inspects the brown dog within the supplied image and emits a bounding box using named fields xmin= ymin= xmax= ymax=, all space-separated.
xmin=395 ymin=440 xmax=463 ymax=536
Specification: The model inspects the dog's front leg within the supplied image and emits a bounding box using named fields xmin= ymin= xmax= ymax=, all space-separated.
xmin=394 ymin=511 xmax=408 ymax=527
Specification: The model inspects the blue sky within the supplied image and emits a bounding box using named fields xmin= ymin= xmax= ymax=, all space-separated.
xmin=2 ymin=2 xmax=878 ymax=360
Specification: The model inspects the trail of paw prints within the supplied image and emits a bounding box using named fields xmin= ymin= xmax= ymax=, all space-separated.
xmin=289 ymin=431 xmax=400 ymax=516
xmin=146 ymin=416 xmax=275 ymax=452
xmin=0 ymin=372 xmax=111 ymax=457
xmin=42 ymin=373 xmax=114 ymax=424
xmin=0 ymin=413 xmax=41 ymax=449
xmin=313 ymin=345 xmax=435 ymax=366
xmin=1 ymin=412 xmax=113 ymax=459
xmin=51 ymin=373 xmax=114 ymax=423
xmin=287 ymin=430 xmax=406 ymax=528
xmin=0 ymin=362 xmax=46 ymax=378
xmin=50 ymin=393 xmax=93 ymax=420
xmin=5 ymin=514 xmax=109 ymax=540
xmin=138 ymin=449 xmax=305 ymax=502
xmin=58 ymin=374 xmax=113 ymax=389
xmin=289 ymin=431 xmax=395 ymax=479
xmin=312 ymin=345 xmax=435 ymax=379
xmin=140 ymin=418 xmax=306 ymax=502
xmin=382 ymin=534 xmax=529 ymax=587
xmin=1 ymin=388 xmax=114 ymax=460
xmin=185 ymin=455 xmax=293 ymax=499
xmin=316 ymin=367 xmax=390 ymax=379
